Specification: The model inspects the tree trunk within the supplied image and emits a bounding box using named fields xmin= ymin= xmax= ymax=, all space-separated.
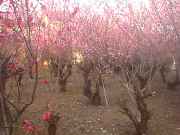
xmin=91 ymin=90 xmax=101 ymax=106
xmin=28 ymin=65 xmax=34 ymax=79
xmin=48 ymin=124 xmax=57 ymax=135
xmin=83 ymin=72 xmax=92 ymax=99
xmin=0 ymin=76 xmax=10 ymax=135
xmin=160 ymin=66 xmax=167 ymax=84
xmin=134 ymin=89 xmax=150 ymax=135
xmin=58 ymin=79 xmax=67 ymax=92
xmin=91 ymin=77 xmax=101 ymax=106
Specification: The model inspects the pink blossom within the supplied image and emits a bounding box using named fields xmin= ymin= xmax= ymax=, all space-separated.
xmin=40 ymin=79 xmax=49 ymax=85
xmin=22 ymin=120 xmax=36 ymax=133
xmin=42 ymin=111 xmax=53 ymax=122
xmin=23 ymin=120 xmax=32 ymax=125
xmin=7 ymin=63 xmax=16 ymax=71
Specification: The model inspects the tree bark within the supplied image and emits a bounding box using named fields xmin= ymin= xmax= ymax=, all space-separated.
xmin=0 ymin=75 xmax=10 ymax=135
xmin=91 ymin=76 xmax=102 ymax=106
xmin=83 ymin=72 xmax=92 ymax=99
xmin=48 ymin=124 xmax=57 ymax=135
xmin=58 ymin=79 xmax=67 ymax=92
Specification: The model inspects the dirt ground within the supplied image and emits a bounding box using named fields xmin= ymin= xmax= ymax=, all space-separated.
xmin=10 ymin=69 xmax=180 ymax=135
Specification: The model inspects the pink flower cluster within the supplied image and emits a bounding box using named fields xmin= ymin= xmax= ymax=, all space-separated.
xmin=40 ymin=79 xmax=49 ymax=85
xmin=42 ymin=111 xmax=53 ymax=122
xmin=22 ymin=120 xmax=36 ymax=133
xmin=7 ymin=63 xmax=17 ymax=71
xmin=22 ymin=111 xmax=59 ymax=134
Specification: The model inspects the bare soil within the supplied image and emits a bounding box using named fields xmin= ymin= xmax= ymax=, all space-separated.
xmin=10 ymin=70 xmax=180 ymax=135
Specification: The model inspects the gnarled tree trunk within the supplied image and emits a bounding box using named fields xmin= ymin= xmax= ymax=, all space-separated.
xmin=83 ymin=72 xmax=92 ymax=99
xmin=0 ymin=68 xmax=10 ymax=135
xmin=91 ymin=75 xmax=102 ymax=106
xmin=58 ymin=79 xmax=67 ymax=92
xmin=58 ymin=64 xmax=72 ymax=92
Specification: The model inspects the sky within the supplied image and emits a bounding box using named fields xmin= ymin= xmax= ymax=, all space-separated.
xmin=74 ymin=0 xmax=150 ymax=14
xmin=0 ymin=1 xmax=9 ymax=12
xmin=0 ymin=0 xmax=150 ymax=13
xmin=76 ymin=0 xmax=149 ymax=9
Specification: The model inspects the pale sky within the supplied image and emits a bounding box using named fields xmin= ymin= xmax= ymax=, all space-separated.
xmin=76 ymin=0 xmax=149 ymax=9
xmin=0 ymin=0 xmax=150 ymax=13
